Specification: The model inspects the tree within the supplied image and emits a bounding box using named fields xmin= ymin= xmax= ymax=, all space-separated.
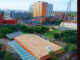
xmin=62 ymin=30 xmax=77 ymax=37
xmin=54 ymin=30 xmax=77 ymax=44
xmin=52 ymin=27 xmax=56 ymax=30
xmin=61 ymin=36 xmax=77 ymax=44
xmin=60 ymin=47 xmax=66 ymax=55
xmin=49 ymin=50 xmax=55 ymax=60
xmin=8 ymin=24 xmax=17 ymax=31
xmin=41 ymin=26 xmax=49 ymax=32
xmin=60 ymin=46 xmax=68 ymax=60
xmin=0 ymin=27 xmax=13 ymax=36
xmin=54 ymin=33 xmax=60 ymax=39
xmin=0 ymin=43 xmax=3 ymax=50
xmin=27 ymin=27 xmax=35 ymax=33
xmin=49 ymin=50 xmax=59 ymax=60
xmin=0 ymin=33 xmax=4 ymax=38
xmin=68 ymin=44 xmax=75 ymax=52
xmin=53 ymin=56 xmax=59 ymax=60
xmin=53 ymin=19 xmax=64 ymax=25
xmin=72 ymin=46 xmax=77 ymax=54
xmin=0 ymin=51 xmax=5 ymax=58
xmin=49 ymin=50 xmax=55 ymax=57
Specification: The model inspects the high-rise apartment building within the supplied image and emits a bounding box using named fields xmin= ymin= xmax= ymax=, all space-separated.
xmin=33 ymin=1 xmax=53 ymax=18
xmin=47 ymin=4 xmax=53 ymax=17
xmin=29 ymin=5 xmax=33 ymax=14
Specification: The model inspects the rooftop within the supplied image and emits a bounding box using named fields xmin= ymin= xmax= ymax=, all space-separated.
xmin=6 ymin=31 xmax=23 ymax=39
xmin=64 ymin=21 xmax=77 ymax=24
xmin=14 ymin=34 xmax=62 ymax=59
xmin=8 ymin=40 xmax=38 ymax=60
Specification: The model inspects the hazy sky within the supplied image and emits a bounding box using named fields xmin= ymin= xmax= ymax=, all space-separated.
xmin=0 ymin=0 xmax=77 ymax=12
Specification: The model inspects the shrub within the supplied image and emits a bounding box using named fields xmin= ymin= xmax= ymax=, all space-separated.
xmin=49 ymin=50 xmax=55 ymax=57
xmin=54 ymin=33 xmax=60 ymax=39
xmin=0 ymin=27 xmax=13 ymax=36
xmin=4 ymin=51 xmax=17 ymax=60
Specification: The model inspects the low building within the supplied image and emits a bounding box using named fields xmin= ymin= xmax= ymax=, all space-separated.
xmin=22 ymin=16 xmax=45 ymax=25
xmin=6 ymin=31 xmax=23 ymax=40
xmin=3 ymin=18 xmax=17 ymax=25
xmin=53 ymin=13 xmax=65 ymax=19
xmin=0 ymin=14 xmax=17 ymax=25
xmin=45 ymin=16 xmax=58 ymax=22
xmin=60 ymin=21 xmax=77 ymax=30
xmin=13 ymin=34 xmax=62 ymax=60
xmin=0 ymin=14 xmax=4 ymax=25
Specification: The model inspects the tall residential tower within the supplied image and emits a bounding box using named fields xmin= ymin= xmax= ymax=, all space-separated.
xmin=33 ymin=1 xmax=53 ymax=18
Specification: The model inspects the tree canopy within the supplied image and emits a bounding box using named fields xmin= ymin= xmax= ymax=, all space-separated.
xmin=53 ymin=30 xmax=77 ymax=44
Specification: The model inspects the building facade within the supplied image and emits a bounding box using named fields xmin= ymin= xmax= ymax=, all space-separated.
xmin=47 ymin=4 xmax=53 ymax=17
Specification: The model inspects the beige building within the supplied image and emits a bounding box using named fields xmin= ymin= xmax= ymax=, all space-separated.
xmin=33 ymin=1 xmax=53 ymax=18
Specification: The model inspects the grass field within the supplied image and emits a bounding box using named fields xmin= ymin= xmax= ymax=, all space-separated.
xmin=41 ymin=30 xmax=60 ymax=39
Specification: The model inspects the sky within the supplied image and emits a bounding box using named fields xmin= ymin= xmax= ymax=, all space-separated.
xmin=0 ymin=0 xmax=77 ymax=12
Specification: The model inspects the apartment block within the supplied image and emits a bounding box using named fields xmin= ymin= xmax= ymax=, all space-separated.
xmin=33 ymin=1 xmax=53 ymax=18
xmin=47 ymin=4 xmax=53 ymax=17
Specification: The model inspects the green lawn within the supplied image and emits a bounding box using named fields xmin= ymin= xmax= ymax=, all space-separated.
xmin=41 ymin=30 xmax=60 ymax=39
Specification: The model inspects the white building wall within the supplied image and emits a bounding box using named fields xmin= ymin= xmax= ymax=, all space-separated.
xmin=47 ymin=4 xmax=53 ymax=17
xmin=60 ymin=22 xmax=77 ymax=30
